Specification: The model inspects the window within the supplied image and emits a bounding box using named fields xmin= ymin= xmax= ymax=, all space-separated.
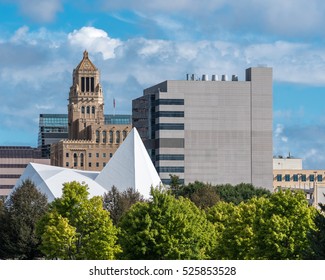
xmin=109 ymin=130 xmax=114 ymax=143
xmin=81 ymin=77 xmax=85 ymax=92
xmin=66 ymin=162 xmax=69 ymax=167
xmin=317 ymin=174 xmax=323 ymax=182
xmin=157 ymin=111 xmax=184 ymax=118
xmin=73 ymin=153 xmax=78 ymax=167
xmin=301 ymin=175 xmax=306 ymax=182
xmin=157 ymin=166 xmax=184 ymax=173
xmin=96 ymin=153 xmax=99 ymax=158
xmin=103 ymin=162 xmax=106 ymax=167
xmin=110 ymin=153 xmax=113 ymax=158
xmin=88 ymin=153 xmax=92 ymax=158
xmin=81 ymin=106 xmax=85 ymax=114
xmin=310 ymin=174 xmax=315 ymax=182
xmin=156 ymin=154 xmax=185 ymax=161
xmin=91 ymin=77 xmax=94 ymax=92
xmin=116 ymin=131 xmax=120 ymax=143
xmin=66 ymin=152 xmax=69 ymax=158
xmin=284 ymin=174 xmax=290 ymax=182
xmin=103 ymin=153 xmax=106 ymax=158
xmin=293 ymin=174 xmax=298 ymax=182
xmin=157 ymin=123 xmax=184 ymax=130
xmin=80 ymin=153 xmax=84 ymax=167
xmin=96 ymin=130 xmax=100 ymax=143
xmin=103 ymin=131 xmax=107 ymax=143
xmin=86 ymin=106 xmax=90 ymax=114
xmin=96 ymin=162 xmax=99 ymax=167
xmin=276 ymin=174 xmax=282 ymax=182
xmin=123 ymin=130 xmax=127 ymax=140
xmin=92 ymin=106 xmax=95 ymax=114
xmin=88 ymin=162 xmax=92 ymax=167
xmin=156 ymin=99 xmax=184 ymax=105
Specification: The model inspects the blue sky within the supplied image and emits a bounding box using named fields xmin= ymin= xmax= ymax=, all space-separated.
xmin=1 ymin=0 xmax=325 ymax=169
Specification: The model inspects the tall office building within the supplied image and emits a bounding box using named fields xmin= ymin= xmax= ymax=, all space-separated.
xmin=132 ymin=67 xmax=273 ymax=190
xmin=51 ymin=51 xmax=131 ymax=171
xmin=38 ymin=114 xmax=68 ymax=158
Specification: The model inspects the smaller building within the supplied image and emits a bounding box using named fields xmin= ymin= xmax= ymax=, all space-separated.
xmin=273 ymin=156 xmax=325 ymax=207
xmin=0 ymin=146 xmax=50 ymax=199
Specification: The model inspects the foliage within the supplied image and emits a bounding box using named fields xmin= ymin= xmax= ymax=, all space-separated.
xmin=0 ymin=179 xmax=48 ymax=259
xmin=37 ymin=181 xmax=120 ymax=260
xmin=305 ymin=194 xmax=325 ymax=259
xmin=207 ymin=190 xmax=316 ymax=259
xmin=215 ymin=183 xmax=271 ymax=205
xmin=103 ymin=186 xmax=145 ymax=225
xmin=118 ymin=188 xmax=216 ymax=260
xmin=171 ymin=181 xmax=220 ymax=209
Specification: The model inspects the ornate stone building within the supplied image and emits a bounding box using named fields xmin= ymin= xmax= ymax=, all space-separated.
xmin=51 ymin=51 xmax=131 ymax=171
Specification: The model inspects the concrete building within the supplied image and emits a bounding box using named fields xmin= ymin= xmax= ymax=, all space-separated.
xmin=51 ymin=51 xmax=131 ymax=171
xmin=0 ymin=146 xmax=50 ymax=199
xmin=133 ymin=67 xmax=273 ymax=190
xmin=273 ymin=156 xmax=325 ymax=206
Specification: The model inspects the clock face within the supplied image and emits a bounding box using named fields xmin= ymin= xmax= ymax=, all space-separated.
xmin=84 ymin=62 xmax=90 ymax=69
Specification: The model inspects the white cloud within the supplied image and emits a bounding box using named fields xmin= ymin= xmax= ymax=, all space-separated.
xmin=12 ymin=0 xmax=62 ymax=22
xmin=68 ymin=27 xmax=122 ymax=60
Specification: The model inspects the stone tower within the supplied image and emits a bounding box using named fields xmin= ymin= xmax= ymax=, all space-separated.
xmin=68 ymin=50 xmax=105 ymax=140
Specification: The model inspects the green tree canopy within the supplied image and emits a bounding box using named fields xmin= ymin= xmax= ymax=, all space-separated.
xmin=208 ymin=190 xmax=316 ymax=260
xmin=118 ymin=188 xmax=216 ymax=260
xmin=0 ymin=179 xmax=48 ymax=259
xmin=37 ymin=181 xmax=120 ymax=260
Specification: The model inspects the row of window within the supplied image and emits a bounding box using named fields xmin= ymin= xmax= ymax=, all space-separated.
xmin=156 ymin=111 xmax=184 ymax=118
xmin=155 ymin=99 xmax=184 ymax=106
xmin=95 ymin=130 xmax=128 ymax=144
xmin=81 ymin=77 xmax=95 ymax=92
xmin=66 ymin=161 xmax=107 ymax=168
xmin=156 ymin=123 xmax=184 ymax=130
xmin=275 ymin=174 xmax=323 ymax=182
xmin=66 ymin=152 xmax=112 ymax=158
xmin=157 ymin=167 xmax=185 ymax=173
xmin=156 ymin=154 xmax=185 ymax=161
xmin=67 ymin=152 xmax=113 ymax=167
xmin=0 ymin=164 xmax=28 ymax=168
xmin=81 ymin=106 xmax=96 ymax=114
xmin=0 ymin=174 xmax=20 ymax=179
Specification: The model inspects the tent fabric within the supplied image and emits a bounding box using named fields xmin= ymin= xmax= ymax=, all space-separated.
xmin=9 ymin=128 xmax=161 ymax=201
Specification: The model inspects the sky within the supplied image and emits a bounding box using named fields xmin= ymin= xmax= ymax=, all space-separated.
xmin=1 ymin=0 xmax=325 ymax=169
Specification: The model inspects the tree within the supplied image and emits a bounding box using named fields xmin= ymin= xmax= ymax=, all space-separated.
xmin=215 ymin=183 xmax=271 ymax=205
xmin=37 ymin=181 xmax=120 ymax=260
xmin=171 ymin=181 xmax=220 ymax=209
xmin=305 ymin=194 xmax=325 ymax=259
xmin=103 ymin=186 xmax=145 ymax=225
xmin=118 ymin=188 xmax=216 ymax=259
xmin=207 ymin=190 xmax=316 ymax=259
xmin=0 ymin=179 xmax=48 ymax=259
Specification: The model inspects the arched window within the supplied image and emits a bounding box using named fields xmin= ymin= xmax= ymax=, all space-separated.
xmin=81 ymin=106 xmax=85 ymax=114
xmin=122 ymin=130 xmax=127 ymax=140
xmin=86 ymin=106 xmax=90 ymax=114
xmin=116 ymin=131 xmax=120 ymax=144
xmin=109 ymin=130 xmax=114 ymax=143
xmin=73 ymin=153 xmax=78 ymax=167
xmin=92 ymin=106 xmax=95 ymax=114
xmin=103 ymin=131 xmax=107 ymax=143
xmin=96 ymin=130 xmax=100 ymax=143
xmin=80 ymin=153 xmax=84 ymax=167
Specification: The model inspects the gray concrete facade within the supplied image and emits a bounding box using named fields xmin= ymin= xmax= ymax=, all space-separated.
xmin=132 ymin=67 xmax=273 ymax=190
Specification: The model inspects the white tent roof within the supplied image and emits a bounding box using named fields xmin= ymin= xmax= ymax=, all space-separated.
xmin=12 ymin=163 xmax=104 ymax=202
xmin=9 ymin=128 xmax=161 ymax=201
xmin=95 ymin=128 xmax=162 ymax=198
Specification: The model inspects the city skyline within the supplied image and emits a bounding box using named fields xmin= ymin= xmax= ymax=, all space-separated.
xmin=1 ymin=1 xmax=325 ymax=169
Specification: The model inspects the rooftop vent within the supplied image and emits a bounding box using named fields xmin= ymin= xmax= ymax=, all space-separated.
xmin=202 ymin=74 xmax=208 ymax=81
